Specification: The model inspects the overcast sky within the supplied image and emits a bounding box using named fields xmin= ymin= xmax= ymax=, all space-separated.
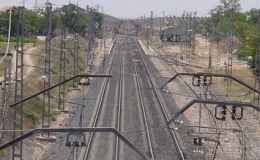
xmin=1 ymin=0 xmax=259 ymax=18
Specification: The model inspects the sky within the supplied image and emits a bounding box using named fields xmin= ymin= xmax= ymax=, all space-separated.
xmin=0 ymin=0 xmax=259 ymax=18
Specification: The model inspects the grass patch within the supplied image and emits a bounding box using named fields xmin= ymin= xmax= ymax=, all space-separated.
xmin=210 ymin=67 xmax=255 ymax=103
xmin=0 ymin=33 xmax=86 ymax=131
xmin=0 ymin=42 xmax=6 ymax=49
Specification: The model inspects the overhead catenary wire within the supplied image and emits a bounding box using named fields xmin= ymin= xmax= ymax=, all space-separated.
xmin=0 ymin=9 xmax=13 ymax=64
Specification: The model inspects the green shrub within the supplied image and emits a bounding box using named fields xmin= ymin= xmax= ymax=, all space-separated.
xmin=0 ymin=37 xmax=37 ymax=43
xmin=24 ymin=108 xmax=38 ymax=124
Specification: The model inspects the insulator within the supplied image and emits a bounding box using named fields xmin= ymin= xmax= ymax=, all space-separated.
xmin=198 ymin=138 xmax=202 ymax=146
xmin=194 ymin=137 xmax=198 ymax=145
xmin=222 ymin=105 xmax=227 ymax=115
xmin=232 ymin=106 xmax=236 ymax=113
xmin=74 ymin=141 xmax=79 ymax=147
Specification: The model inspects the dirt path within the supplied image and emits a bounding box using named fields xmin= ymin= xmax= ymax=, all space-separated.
xmin=29 ymin=38 xmax=115 ymax=160
xmin=23 ymin=47 xmax=37 ymax=77
xmin=0 ymin=46 xmax=36 ymax=81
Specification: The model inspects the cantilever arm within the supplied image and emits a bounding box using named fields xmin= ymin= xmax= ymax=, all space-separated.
xmin=160 ymin=72 xmax=195 ymax=91
xmin=161 ymin=72 xmax=260 ymax=95
xmin=10 ymin=74 xmax=112 ymax=108
xmin=167 ymin=99 xmax=260 ymax=125
xmin=0 ymin=127 xmax=147 ymax=160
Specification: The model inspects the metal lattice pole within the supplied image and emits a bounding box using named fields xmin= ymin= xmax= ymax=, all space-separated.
xmin=254 ymin=10 xmax=260 ymax=118
xmin=71 ymin=8 xmax=79 ymax=87
xmin=217 ymin=12 xmax=222 ymax=70
xmin=227 ymin=3 xmax=234 ymax=86
xmin=84 ymin=6 xmax=88 ymax=71
xmin=185 ymin=12 xmax=189 ymax=57
xmin=91 ymin=9 xmax=95 ymax=72
xmin=86 ymin=7 xmax=95 ymax=72
xmin=12 ymin=6 xmax=24 ymax=160
xmin=42 ymin=2 xmax=52 ymax=135
xmin=163 ymin=11 xmax=165 ymax=28
xmin=1 ymin=59 xmax=12 ymax=160
xmin=146 ymin=15 xmax=149 ymax=49
xmin=58 ymin=10 xmax=66 ymax=110
xmin=0 ymin=8 xmax=13 ymax=160
xmin=73 ymin=32 xmax=79 ymax=87
xmin=208 ymin=29 xmax=213 ymax=72
xmin=150 ymin=11 xmax=153 ymax=38
xmin=186 ymin=12 xmax=192 ymax=60
xmin=191 ymin=11 xmax=197 ymax=62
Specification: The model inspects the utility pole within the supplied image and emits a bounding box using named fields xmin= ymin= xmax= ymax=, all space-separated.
xmin=181 ymin=11 xmax=186 ymax=58
xmin=12 ymin=6 xmax=24 ymax=160
xmin=208 ymin=29 xmax=213 ymax=72
xmin=191 ymin=11 xmax=197 ymax=62
xmin=84 ymin=6 xmax=88 ymax=71
xmin=101 ymin=6 xmax=104 ymax=50
xmin=42 ymin=2 xmax=52 ymax=136
xmin=58 ymin=8 xmax=66 ymax=110
xmin=150 ymin=11 xmax=153 ymax=37
xmin=33 ymin=0 xmax=38 ymax=11
xmin=22 ymin=0 xmax=26 ymax=7
xmin=73 ymin=9 xmax=79 ymax=87
xmin=217 ymin=11 xmax=222 ymax=70
xmin=0 ymin=8 xmax=13 ymax=160
xmin=101 ymin=6 xmax=106 ymax=73
xmin=0 ymin=59 xmax=12 ymax=160
xmin=227 ymin=1 xmax=234 ymax=87
xmin=254 ymin=9 xmax=260 ymax=117
xmin=86 ymin=6 xmax=95 ymax=72
xmin=146 ymin=14 xmax=149 ymax=49
xmin=163 ymin=11 xmax=165 ymax=28
xmin=143 ymin=14 xmax=145 ymax=41
xmin=185 ymin=12 xmax=192 ymax=59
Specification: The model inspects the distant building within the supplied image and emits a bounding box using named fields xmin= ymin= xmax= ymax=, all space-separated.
xmin=53 ymin=3 xmax=86 ymax=15
xmin=0 ymin=6 xmax=13 ymax=12
xmin=0 ymin=6 xmax=28 ymax=12
xmin=160 ymin=27 xmax=189 ymax=45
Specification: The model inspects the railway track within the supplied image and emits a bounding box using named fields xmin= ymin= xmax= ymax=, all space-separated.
xmin=149 ymin=42 xmax=247 ymax=159
xmin=83 ymin=36 xmax=121 ymax=160
xmin=81 ymin=35 xmax=183 ymax=159
xmin=82 ymin=35 xmax=155 ymax=159
xmin=42 ymin=35 xmax=248 ymax=160
xmin=132 ymin=41 xmax=155 ymax=160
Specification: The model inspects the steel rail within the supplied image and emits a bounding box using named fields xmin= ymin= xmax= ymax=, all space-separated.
xmin=83 ymin=37 xmax=120 ymax=159
xmin=136 ymin=38 xmax=185 ymax=159
xmin=151 ymin=44 xmax=220 ymax=160
xmin=151 ymin=43 xmax=247 ymax=160
xmin=115 ymin=38 xmax=124 ymax=160
xmin=132 ymin=42 xmax=155 ymax=160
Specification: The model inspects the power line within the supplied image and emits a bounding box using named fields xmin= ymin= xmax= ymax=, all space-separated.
xmin=0 ymin=9 xmax=13 ymax=64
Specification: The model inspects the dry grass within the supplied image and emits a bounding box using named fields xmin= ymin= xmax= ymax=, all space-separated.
xmin=160 ymin=34 xmax=257 ymax=105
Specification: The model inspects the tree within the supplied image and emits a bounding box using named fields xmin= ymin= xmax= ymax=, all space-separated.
xmin=0 ymin=12 xmax=8 ymax=36
xmin=24 ymin=10 xmax=45 ymax=36
xmin=220 ymin=0 xmax=241 ymax=13
xmin=245 ymin=8 xmax=259 ymax=25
